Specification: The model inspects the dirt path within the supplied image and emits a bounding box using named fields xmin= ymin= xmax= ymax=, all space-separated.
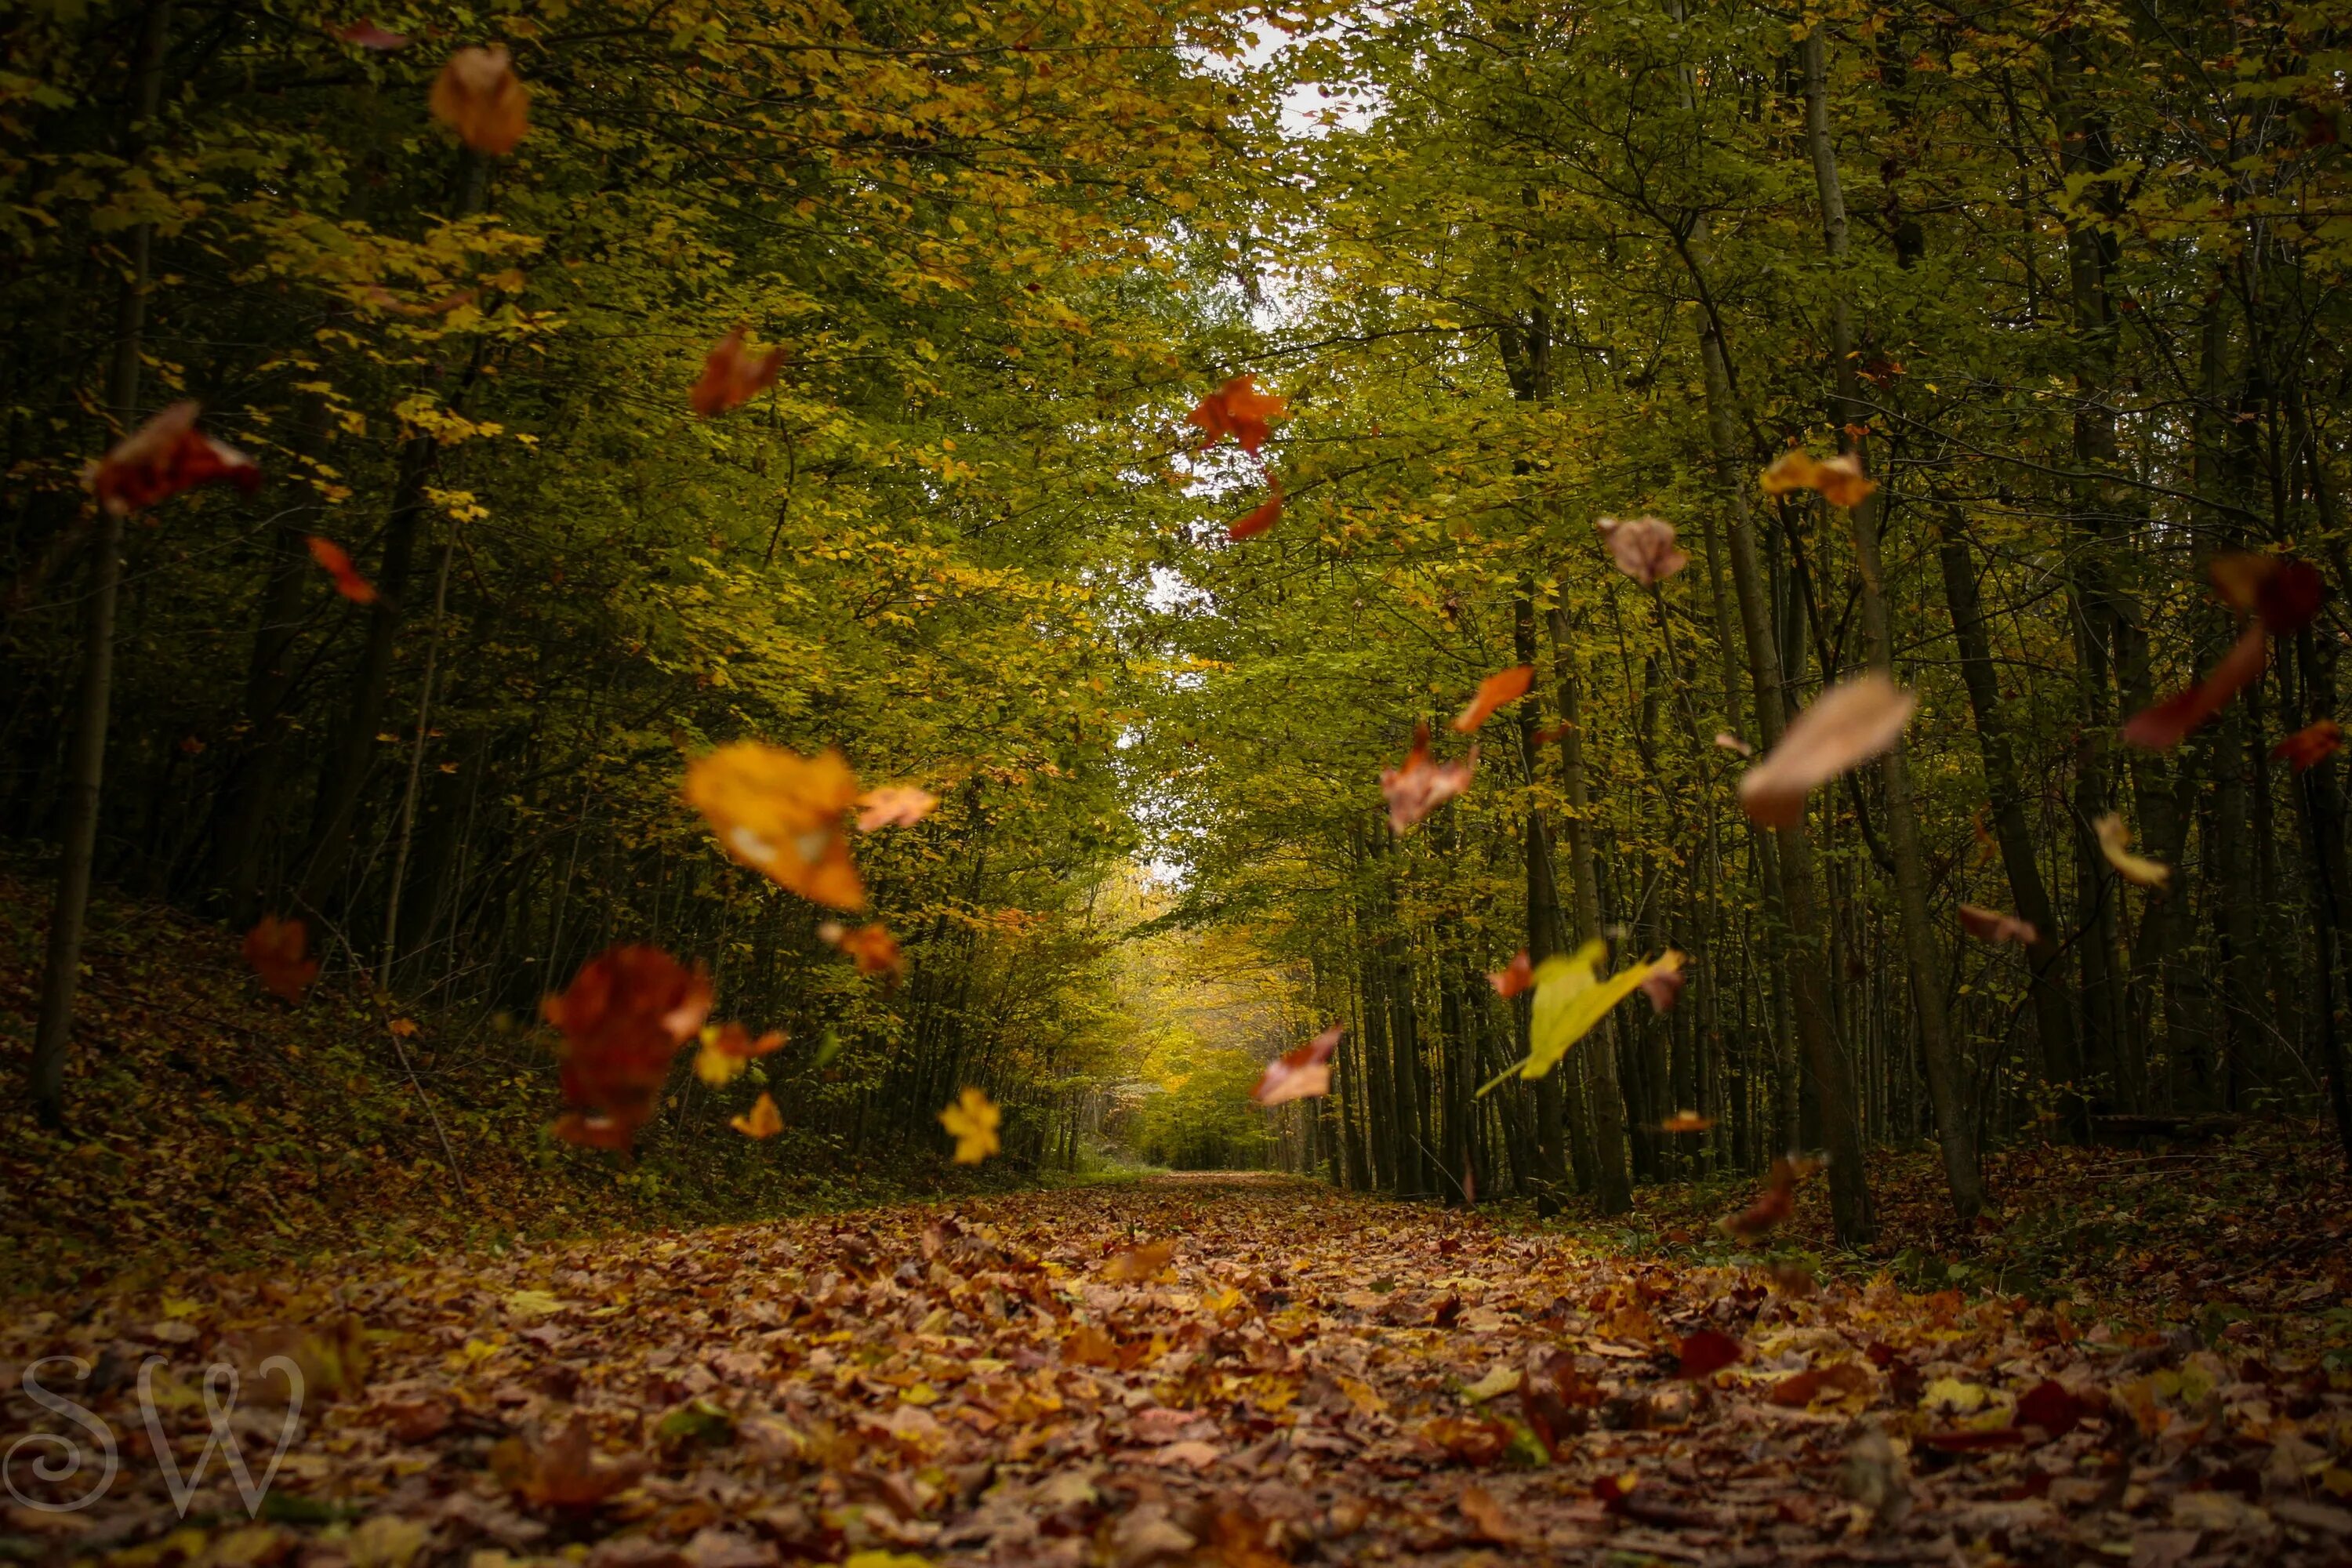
xmin=6 ymin=1173 xmax=2346 ymax=1565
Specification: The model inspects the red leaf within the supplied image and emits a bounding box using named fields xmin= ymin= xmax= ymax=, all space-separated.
xmin=2121 ymin=624 xmax=2266 ymax=749
xmin=1719 ymin=1153 xmax=1824 ymax=1240
xmin=1487 ymin=950 xmax=1533 ymax=999
xmin=84 ymin=402 xmax=261 ymax=517
xmin=1381 ymin=722 xmax=1478 ymax=833
xmin=541 ymin=946 xmax=713 ymax=1149
xmin=690 ymin=327 xmax=785 ymax=417
xmin=2210 ymin=552 xmax=2325 ymax=633
xmin=1958 ymin=903 xmax=2038 ymax=945
xmin=1253 ymin=1023 xmax=1340 ymax=1106
xmin=1451 ymin=665 xmax=1532 ymax=733
xmin=333 ymin=18 xmax=411 ymax=48
xmin=1596 ymin=516 xmax=1689 ymax=586
xmin=307 ymin=535 xmax=378 ymax=604
xmin=241 ymin=915 xmax=319 ymax=1003
xmin=1676 ymin=1328 xmax=1741 ymax=1380
xmin=2272 ymin=719 xmax=2343 ymax=772
xmin=1227 ymin=477 xmax=1282 ymax=539
xmin=430 ymin=45 xmax=529 ymax=155
xmin=2016 ymin=1379 xmax=2085 ymax=1440
xmin=1186 ymin=375 xmax=1287 ymax=456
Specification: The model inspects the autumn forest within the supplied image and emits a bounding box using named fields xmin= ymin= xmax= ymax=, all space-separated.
xmin=5 ymin=0 xmax=2352 ymax=1561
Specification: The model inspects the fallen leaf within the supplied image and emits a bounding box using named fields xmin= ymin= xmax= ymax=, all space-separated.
xmin=855 ymin=786 xmax=938 ymax=832
xmin=1420 ymin=1415 xmax=1512 ymax=1465
xmin=1187 ymin=375 xmax=1287 ymax=455
xmin=1738 ymin=674 xmax=1915 ymax=828
xmin=308 ymin=535 xmax=378 ymax=604
xmin=2015 ymin=1379 xmax=2085 ymax=1439
xmin=691 ymin=328 xmax=785 ymax=417
xmin=1487 ymin=950 xmax=1533 ymax=999
xmin=731 ymin=1092 xmax=784 ymax=1139
xmin=1253 ymin=1023 xmax=1340 ymax=1106
xmin=242 ymin=915 xmax=320 ymax=1003
xmin=430 ymin=45 xmax=528 ymax=154
xmin=2273 ymin=719 xmax=2343 ymax=772
xmin=940 ymin=1087 xmax=1000 ymax=1163
xmin=1102 ymin=1240 xmax=1174 ymax=1283
xmin=1451 ymin=666 xmax=1532 ymax=733
xmin=491 ymin=1417 xmax=646 ymax=1508
xmin=2094 ymin=813 xmax=2170 ymax=888
xmin=684 ymin=742 xmax=866 ymax=910
xmin=1380 ymin=723 xmax=1477 ymax=833
xmin=1958 ymin=904 xmax=2038 ymax=945
xmin=1759 ymin=448 xmax=1878 ymax=508
xmin=1596 ymin=516 xmax=1689 ymax=586
xmin=1457 ymin=1483 xmax=1520 ymax=1544
xmin=1676 ymin=1329 xmax=1741 ymax=1379
xmin=85 ymin=402 xmax=262 ymax=517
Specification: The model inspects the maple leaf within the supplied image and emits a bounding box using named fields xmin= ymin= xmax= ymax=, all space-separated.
xmin=2121 ymin=625 xmax=2266 ymax=749
xmin=1450 ymin=665 xmax=1531 ymax=734
xmin=1251 ymin=1023 xmax=1340 ymax=1105
xmin=1380 ymin=723 xmax=1477 ymax=833
xmin=694 ymin=1021 xmax=785 ymax=1085
xmin=1676 ymin=1329 xmax=1741 ymax=1379
xmin=490 ymin=1417 xmax=646 ymax=1508
xmin=939 ymin=1087 xmax=1000 ymax=1163
xmin=819 ymin=920 xmax=904 ymax=979
xmin=1595 ymin=516 xmax=1689 ymax=586
xmin=2094 ymin=812 xmax=2170 ymax=888
xmin=731 ymin=1091 xmax=784 ymax=1139
xmin=1186 ymin=374 xmax=1287 ymax=455
xmin=84 ymin=402 xmax=261 ymax=517
xmin=684 ymin=742 xmax=866 ymax=910
xmin=856 ymin=786 xmax=938 ymax=832
xmin=2274 ymin=719 xmax=2344 ymax=772
xmin=1639 ymin=949 xmax=1686 ymax=1013
xmin=430 ymin=45 xmax=529 ymax=155
xmin=690 ymin=327 xmax=785 ymax=417
xmin=307 ymin=536 xmax=378 ymax=604
xmin=1228 ymin=479 xmax=1283 ymax=540
xmin=542 ymin=944 xmax=713 ymax=1146
xmin=1738 ymin=674 xmax=1915 ymax=828
xmin=1487 ymin=950 xmax=1533 ymax=999
xmin=1102 ymin=1240 xmax=1174 ymax=1282
xmin=1759 ymin=448 xmax=1877 ymax=509
xmin=1958 ymin=903 xmax=2038 ymax=945
xmin=241 ymin=915 xmax=319 ymax=1003
xmin=1658 ymin=1109 xmax=1713 ymax=1134
xmin=333 ymin=18 xmax=411 ymax=48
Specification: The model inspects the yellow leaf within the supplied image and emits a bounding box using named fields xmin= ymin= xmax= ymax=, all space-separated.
xmin=731 ymin=1092 xmax=783 ymax=1139
xmin=939 ymin=1087 xmax=1000 ymax=1163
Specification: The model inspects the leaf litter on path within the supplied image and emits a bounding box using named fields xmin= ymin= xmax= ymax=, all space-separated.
xmin=5 ymin=1173 xmax=2350 ymax=1566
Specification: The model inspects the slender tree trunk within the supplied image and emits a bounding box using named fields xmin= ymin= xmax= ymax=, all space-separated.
xmin=29 ymin=0 xmax=173 ymax=1129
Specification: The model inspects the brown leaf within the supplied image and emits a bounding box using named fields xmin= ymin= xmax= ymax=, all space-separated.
xmin=492 ymin=1417 xmax=646 ymax=1509
xmin=1458 ymin=1483 xmax=1520 ymax=1544
xmin=1596 ymin=515 xmax=1689 ymax=586
xmin=1380 ymin=723 xmax=1477 ymax=833
xmin=1253 ymin=1022 xmax=1339 ymax=1105
xmin=1102 ymin=1240 xmax=1175 ymax=1283
xmin=242 ymin=915 xmax=321 ymax=1003
xmin=1675 ymin=1328 xmax=1740 ymax=1380
xmin=2273 ymin=719 xmax=2343 ymax=773
xmin=1958 ymin=904 xmax=2038 ymax=945
xmin=1737 ymin=675 xmax=1915 ymax=827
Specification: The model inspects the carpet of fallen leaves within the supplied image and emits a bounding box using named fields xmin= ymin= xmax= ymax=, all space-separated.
xmin=9 ymin=1174 xmax=2352 ymax=1568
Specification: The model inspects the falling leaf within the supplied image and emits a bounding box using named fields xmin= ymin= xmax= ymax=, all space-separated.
xmin=811 ymin=1027 xmax=845 ymax=1069
xmin=1737 ymin=674 xmax=1915 ymax=828
xmin=1676 ymin=1329 xmax=1742 ymax=1380
xmin=856 ymin=786 xmax=938 ymax=832
xmin=730 ymin=1092 xmax=784 ymax=1140
xmin=430 ymin=45 xmax=529 ymax=155
xmin=386 ymin=1017 xmax=419 ymax=1038
xmin=1252 ymin=1023 xmax=1340 ymax=1106
xmin=1639 ymin=949 xmax=1686 ymax=1013
xmin=2121 ymin=626 xmax=2267 ymax=749
xmin=1595 ymin=516 xmax=1689 ymax=586
xmin=1486 ymin=950 xmax=1533 ymax=999
xmin=84 ymin=402 xmax=262 ymax=517
xmin=541 ymin=945 xmax=713 ymax=1148
xmin=1380 ymin=723 xmax=1477 ymax=833
xmin=1958 ymin=904 xmax=2038 ymax=945
xmin=1713 ymin=731 xmax=1753 ymax=758
xmin=1721 ymin=1153 xmax=1826 ymax=1240
xmin=1102 ymin=1240 xmax=1174 ymax=1282
xmin=940 ymin=1087 xmax=1000 ymax=1163
xmin=307 ymin=536 xmax=378 ymax=604
xmin=1759 ymin=448 xmax=1878 ymax=509
xmin=489 ymin=1417 xmax=646 ymax=1508
xmin=694 ymin=1022 xmax=786 ymax=1086
xmin=2273 ymin=719 xmax=2343 ymax=772
xmin=1227 ymin=479 xmax=1282 ymax=540
xmin=1481 ymin=939 xmax=1676 ymax=1090
xmin=684 ymin=742 xmax=865 ymax=910
xmin=1186 ymin=375 xmax=1287 ymax=456
xmin=333 ymin=18 xmax=411 ymax=48
xmin=2210 ymin=552 xmax=2325 ymax=633
xmin=1658 ymin=1109 xmax=1714 ymax=1134
xmin=1450 ymin=665 xmax=1532 ymax=734
xmin=242 ymin=915 xmax=319 ymax=1003
xmin=819 ymin=921 xmax=903 ymax=979
xmin=2094 ymin=813 xmax=2170 ymax=889
xmin=689 ymin=328 xmax=785 ymax=417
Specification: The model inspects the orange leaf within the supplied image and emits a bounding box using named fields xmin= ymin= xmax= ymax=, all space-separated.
xmin=1102 ymin=1240 xmax=1175 ymax=1283
xmin=1487 ymin=950 xmax=1533 ymax=999
xmin=1451 ymin=665 xmax=1532 ymax=734
xmin=1657 ymin=1109 xmax=1714 ymax=1134
xmin=1737 ymin=675 xmax=1914 ymax=828
xmin=2273 ymin=719 xmax=2344 ymax=772
xmin=731 ymin=1091 xmax=784 ymax=1139
xmin=307 ymin=535 xmax=378 ymax=604
xmin=1958 ymin=904 xmax=2038 ymax=945
xmin=684 ymin=742 xmax=866 ymax=910
xmin=1759 ymin=448 xmax=1877 ymax=508
xmin=1595 ymin=516 xmax=1689 ymax=586
xmin=430 ymin=45 xmax=529 ymax=154
xmin=241 ymin=915 xmax=319 ymax=1003
xmin=1720 ymin=1153 xmax=1824 ymax=1240
xmin=1251 ymin=1023 xmax=1339 ymax=1106
xmin=819 ymin=920 xmax=903 ymax=979
xmin=1186 ymin=374 xmax=1287 ymax=455
xmin=2094 ymin=812 xmax=2170 ymax=888
xmin=1380 ymin=722 xmax=1478 ymax=833
xmin=856 ymin=785 xmax=938 ymax=832
xmin=1227 ymin=479 xmax=1283 ymax=540
xmin=84 ymin=402 xmax=261 ymax=517
xmin=689 ymin=327 xmax=784 ymax=417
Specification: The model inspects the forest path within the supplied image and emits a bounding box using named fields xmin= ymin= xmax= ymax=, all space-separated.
xmin=15 ymin=1172 xmax=2337 ymax=1565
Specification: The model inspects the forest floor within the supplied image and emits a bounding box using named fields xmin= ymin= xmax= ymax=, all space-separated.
xmin=7 ymin=1172 xmax=2352 ymax=1568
